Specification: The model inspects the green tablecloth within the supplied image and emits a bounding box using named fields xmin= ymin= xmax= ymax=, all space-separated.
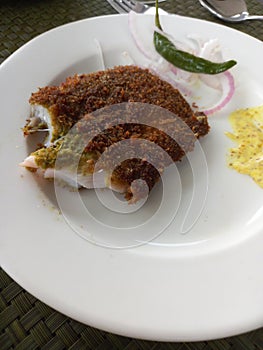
xmin=1 ymin=0 xmax=263 ymax=348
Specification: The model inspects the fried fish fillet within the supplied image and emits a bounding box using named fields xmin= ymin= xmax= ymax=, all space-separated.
xmin=21 ymin=65 xmax=209 ymax=202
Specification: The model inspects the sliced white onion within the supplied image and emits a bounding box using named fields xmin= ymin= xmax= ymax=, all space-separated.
xmin=148 ymin=64 xmax=193 ymax=97
xmin=199 ymin=72 xmax=221 ymax=90
xmin=188 ymin=36 xmax=224 ymax=90
xmin=121 ymin=51 xmax=135 ymax=65
xmin=128 ymin=11 xmax=158 ymax=61
xmin=200 ymin=39 xmax=222 ymax=62
xmin=93 ymin=38 xmax=105 ymax=70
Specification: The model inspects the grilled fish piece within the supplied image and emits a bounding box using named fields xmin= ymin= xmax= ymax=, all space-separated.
xmin=21 ymin=65 xmax=209 ymax=202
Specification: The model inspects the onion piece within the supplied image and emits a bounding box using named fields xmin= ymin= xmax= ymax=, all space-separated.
xmin=128 ymin=11 xmax=159 ymax=61
xmin=202 ymin=71 xmax=235 ymax=115
xmin=148 ymin=64 xmax=193 ymax=96
xmin=94 ymin=38 xmax=105 ymax=70
xmin=128 ymin=11 xmax=236 ymax=115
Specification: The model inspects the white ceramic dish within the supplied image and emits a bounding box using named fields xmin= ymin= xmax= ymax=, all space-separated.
xmin=0 ymin=14 xmax=263 ymax=341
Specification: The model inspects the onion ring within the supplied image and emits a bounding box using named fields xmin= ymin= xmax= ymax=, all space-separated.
xmin=128 ymin=11 xmax=236 ymax=115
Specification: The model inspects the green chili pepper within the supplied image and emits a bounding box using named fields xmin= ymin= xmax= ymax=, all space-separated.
xmin=154 ymin=0 xmax=237 ymax=75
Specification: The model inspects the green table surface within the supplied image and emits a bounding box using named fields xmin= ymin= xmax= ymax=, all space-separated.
xmin=1 ymin=0 xmax=263 ymax=348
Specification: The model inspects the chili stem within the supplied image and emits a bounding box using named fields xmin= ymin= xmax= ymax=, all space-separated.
xmin=155 ymin=0 xmax=162 ymax=30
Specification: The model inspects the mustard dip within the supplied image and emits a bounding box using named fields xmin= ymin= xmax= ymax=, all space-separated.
xmin=226 ymin=105 xmax=263 ymax=188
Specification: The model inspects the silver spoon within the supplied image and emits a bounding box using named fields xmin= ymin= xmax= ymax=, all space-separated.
xmin=199 ymin=0 xmax=263 ymax=22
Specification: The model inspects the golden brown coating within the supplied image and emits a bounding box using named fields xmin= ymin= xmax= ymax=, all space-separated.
xmin=24 ymin=65 xmax=210 ymax=202
xmin=25 ymin=65 xmax=209 ymax=141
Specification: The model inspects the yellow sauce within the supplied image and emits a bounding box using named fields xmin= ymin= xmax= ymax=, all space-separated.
xmin=226 ymin=105 xmax=263 ymax=188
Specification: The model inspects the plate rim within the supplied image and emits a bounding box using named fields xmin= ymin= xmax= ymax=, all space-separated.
xmin=1 ymin=13 xmax=263 ymax=342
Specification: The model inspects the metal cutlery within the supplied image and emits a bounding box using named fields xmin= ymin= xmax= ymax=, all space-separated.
xmin=199 ymin=0 xmax=263 ymax=22
xmin=106 ymin=0 xmax=151 ymax=14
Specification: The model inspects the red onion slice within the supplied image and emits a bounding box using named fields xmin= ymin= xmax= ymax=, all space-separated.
xmin=203 ymin=71 xmax=235 ymax=115
xmin=128 ymin=11 xmax=236 ymax=115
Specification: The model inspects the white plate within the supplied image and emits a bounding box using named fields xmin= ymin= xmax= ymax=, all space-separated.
xmin=0 ymin=14 xmax=263 ymax=341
